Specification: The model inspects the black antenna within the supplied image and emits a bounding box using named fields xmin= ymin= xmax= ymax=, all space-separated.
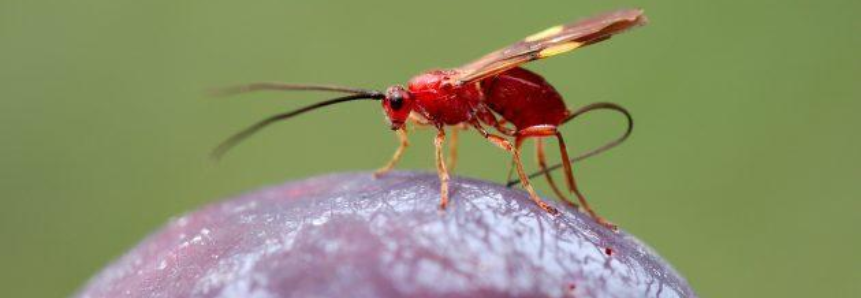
xmin=506 ymin=102 xmax=633 ymax=186
xmin=212 ymin=93 xmax=383 ymax=160
xmin=210 ymin=82 xmax=381 ymax=97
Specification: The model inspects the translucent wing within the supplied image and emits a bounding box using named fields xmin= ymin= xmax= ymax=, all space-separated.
xmin=452 ymin=9 xmax=647 ymax=85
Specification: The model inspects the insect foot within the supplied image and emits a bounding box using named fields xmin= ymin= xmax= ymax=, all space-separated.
xmin=538 ymin=201 xmax=560 ymax=216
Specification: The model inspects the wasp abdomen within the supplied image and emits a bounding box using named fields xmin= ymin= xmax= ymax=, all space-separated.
xmin=482 ymin=67 xmax=569 ymax=129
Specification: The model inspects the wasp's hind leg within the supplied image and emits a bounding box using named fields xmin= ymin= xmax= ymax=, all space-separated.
xmin=551 ymin=130 xmax=616 ymax=230
xmin=470 ymin=121 xmax=559 ymax=215
xmin=536 ymin=138 xmax=576 ymax=209
xmin=516 ymin=126 xmax=615 ymax=229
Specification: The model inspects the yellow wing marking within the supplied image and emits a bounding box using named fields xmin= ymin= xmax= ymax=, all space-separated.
xmin=524 ymin=25 xmax=564 ymax=42
xmin=538 ymin=42 xmax=583 ymax=58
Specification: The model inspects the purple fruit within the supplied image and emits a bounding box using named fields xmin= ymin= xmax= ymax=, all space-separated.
xmin=76 ymin=172 xmax=696 ymax=298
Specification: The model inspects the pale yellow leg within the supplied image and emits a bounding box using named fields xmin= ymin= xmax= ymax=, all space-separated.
xmin=536 ymin=138 xmax=575 ymax=208
xmin=434 ymin=129 xmax=450 ymax=209
xmin=471 ymin=122 xmax=558 ymax=215
xmin=553 ymin=131 xmax=616 ymax=230
xmin=512 ymin=136 xmax=559 ymax=215
xmin=447 ymin=125 xmax=463 ymax=173
xmin=374 ymin=128 xmax=409 ymax=178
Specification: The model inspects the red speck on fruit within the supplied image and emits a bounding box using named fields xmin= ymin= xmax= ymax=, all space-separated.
xmin=605 ymin=247 xmax=614 ymax=256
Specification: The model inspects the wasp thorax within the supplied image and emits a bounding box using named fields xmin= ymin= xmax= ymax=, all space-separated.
xmin=382 ymin=85 xmax=414 ymax=130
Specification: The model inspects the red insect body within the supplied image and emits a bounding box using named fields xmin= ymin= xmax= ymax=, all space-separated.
xmin=407 ymin=70 xmax=482 ymax=126
xmin=482 ymin=67 xmax=569 ymax=129
xmin=400 ymin=67 xmax=569 ymax=130
xmin=217 ymin=9 xmax=647 ymax=230
xmin=381 ymin=66 xmax=604 ymax=224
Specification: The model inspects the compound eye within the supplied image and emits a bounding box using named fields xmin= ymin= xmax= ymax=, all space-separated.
xmin=389 ymin=96 xmax=404 ymax=110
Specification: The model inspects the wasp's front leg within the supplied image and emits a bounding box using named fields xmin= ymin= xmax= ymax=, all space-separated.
xmin=374 ymin=128 xmax=409 ymax=178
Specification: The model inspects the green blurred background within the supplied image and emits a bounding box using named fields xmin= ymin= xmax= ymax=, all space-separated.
xmin=2 ymin=0 xmax=859 ymax=297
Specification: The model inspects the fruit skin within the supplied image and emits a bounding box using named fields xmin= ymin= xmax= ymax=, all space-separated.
xmin=76 ymin=172 xmax=696 ymax=298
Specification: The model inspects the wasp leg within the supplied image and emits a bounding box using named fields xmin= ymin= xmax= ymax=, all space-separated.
xmin=494 ymin=118 xmax=516 ymax=136
xmin=502 ymin=120 xmax=517 ymax=184
xmin=515 ymin=126 xmax=614 ymax=229
xmin=374 ymin=128 xmax=409 ymax=178
xmin=536 ymin=138 xmax=575 ymax=208
xmin=447 ymin=125 xmax=460 ymax=173
xmin=552 ymin=130 xmax=616 ymax=230
xmin=514 ymin=102 xmax=633 ymax=183
xmin=475 ymin=104 xmax=517 ymax=182
xmin=408 ymin=112 xmax=434 ymax=128
xmin=471 ymin=122 xmax=558 ymax=215
xmin=505 ymin=133 xmax=527 ymax=196
xmin=434 ymin=129 xmax=451 ymax=209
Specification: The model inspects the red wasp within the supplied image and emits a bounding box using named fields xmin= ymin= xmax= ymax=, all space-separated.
xmin=214 ymin=9 xmax=647 ymax=228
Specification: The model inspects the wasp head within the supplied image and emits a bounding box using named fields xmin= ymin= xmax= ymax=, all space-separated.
xmin=382 ymin=85 xmax=414 ymax=130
